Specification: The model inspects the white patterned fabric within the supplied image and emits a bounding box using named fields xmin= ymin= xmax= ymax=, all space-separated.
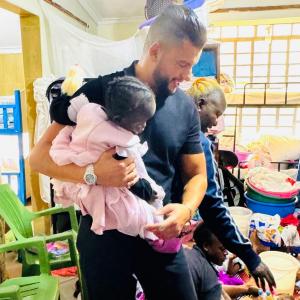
xmin=33 ymin=76 xmax=55 ymax=203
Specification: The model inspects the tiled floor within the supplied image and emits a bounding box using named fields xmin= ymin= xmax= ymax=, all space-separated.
xmin=5 ymin=251 xmax=79 ymax=299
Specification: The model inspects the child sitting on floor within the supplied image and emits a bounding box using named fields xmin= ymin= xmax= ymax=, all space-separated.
xmin=184 ymin=222 xmax=259 ymax=300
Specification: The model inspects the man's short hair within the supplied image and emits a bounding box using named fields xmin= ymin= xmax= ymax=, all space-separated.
xmin=144 ymin=4 xmax=207 ymax=51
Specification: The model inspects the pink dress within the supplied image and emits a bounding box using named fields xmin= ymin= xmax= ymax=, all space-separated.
xmin=49 ymin=95 xmax=165 ymax=242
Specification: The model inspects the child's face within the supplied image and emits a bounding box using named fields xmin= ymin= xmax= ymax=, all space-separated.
xmin=199 ymin=98 xmax=226 ymax=133
xmin=119 ymin=102 xmax=156 ymax=135
xmin=205 ymin=236 xmax=228 ymax=266
xmin=122 ymin=116 xmax=148 ymax=135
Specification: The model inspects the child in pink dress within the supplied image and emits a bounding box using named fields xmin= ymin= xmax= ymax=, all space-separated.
xmin=50 ymin=76 xmax=181 ymax=253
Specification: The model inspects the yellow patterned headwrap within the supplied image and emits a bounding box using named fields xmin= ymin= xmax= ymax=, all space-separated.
xmin=186 ymin=77 xmax=223 ymax=102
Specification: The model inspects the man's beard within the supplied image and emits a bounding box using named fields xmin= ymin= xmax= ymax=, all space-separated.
xmin=152 ymin=67 xmax=172 ymax=100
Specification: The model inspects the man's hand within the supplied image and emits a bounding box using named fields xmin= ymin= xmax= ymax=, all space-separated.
xmin=251 ymin=261 xmax=276 ymax=292
xmin=94 ymin=148 xmax=138 ymax=187
xmin=145 ymin=203 xmax=191 ymax=240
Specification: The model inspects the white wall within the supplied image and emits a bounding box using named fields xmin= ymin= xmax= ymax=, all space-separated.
xmin=3 ymin=0 xmax=98 ymax=75
xmin=210 ymin=9 xmax=300 ymax=24
xmin=0 ymin=8 xmax=21 ymax=53
xmin=210 ymin=0 xmax=300 ymax=24
xmin=53 ymin=0 xmax=98 ymax=32
xmin=222 ymin=0 xmax=300 ymax=8
xmin=97 ymin=18 xmax=143 ymax=40
xmin=5 ymin=0 xmax=97 ymax=32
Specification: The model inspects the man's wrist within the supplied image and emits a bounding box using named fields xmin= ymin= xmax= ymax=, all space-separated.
xmin=182 ymin=204 xmax=193 ymax=221
xmin=83 ymin=164 xmax=98 ymax=185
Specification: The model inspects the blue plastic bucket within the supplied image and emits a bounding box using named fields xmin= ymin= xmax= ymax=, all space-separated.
xmin=245 ymin=193 xmax=297 ymax=218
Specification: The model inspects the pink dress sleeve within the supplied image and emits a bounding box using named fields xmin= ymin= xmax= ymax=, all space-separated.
xmin=50 ymin=103 xmax=108 ymax=166
xmin=67 ymin=93 xmax=89 ymax=123
xmin=49 ymin=126 xmax=76 ymax=166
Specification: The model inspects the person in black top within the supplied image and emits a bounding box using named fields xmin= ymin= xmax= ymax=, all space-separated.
xmin=30 ymin=5 xmax=207 ymax=300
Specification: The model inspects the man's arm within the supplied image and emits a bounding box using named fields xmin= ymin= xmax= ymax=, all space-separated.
xmin=181 ymin=152 xmax=207 ymax=214
xmin=146 ymin=153 xmax=207 ymax=240
xmin=199 ymin=133 xmax=275 ymax=290
xmin=146 ymin=101 xmax=207 ymax=239
xmin=29 ymin=122 xmax=138 ymax=187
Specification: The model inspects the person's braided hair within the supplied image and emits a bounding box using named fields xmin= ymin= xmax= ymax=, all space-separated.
xmin=186 ymin=77 xmax=225 ymax=110
xmin=105 ymin=76 xmax=155 ymax=123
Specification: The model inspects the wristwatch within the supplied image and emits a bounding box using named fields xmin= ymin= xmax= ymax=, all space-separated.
xmin=83 ymin=164 xmax=97 ymax=185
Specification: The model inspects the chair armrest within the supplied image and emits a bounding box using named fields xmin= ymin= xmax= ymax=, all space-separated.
xmin=44 ymin=231 xmax=76 ymax=243
xmin=0 ymin=237 xmax=50 ymax=274
xmin=0 ymin=285 xmax=21 ymax=299
xmin=33 ymin=206 xmax=79 ymax=232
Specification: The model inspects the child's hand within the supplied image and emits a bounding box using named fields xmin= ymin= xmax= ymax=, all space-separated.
xmin=246 ymin=285 xmax=259 ymax=296
xmin=227 ymin=254 xmax=240 ymax=276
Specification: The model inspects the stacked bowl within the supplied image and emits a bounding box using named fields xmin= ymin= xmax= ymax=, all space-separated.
xmin=245 ymin=177 xmax=298 ymax=218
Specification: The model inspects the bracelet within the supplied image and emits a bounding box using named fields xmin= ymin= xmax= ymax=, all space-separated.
xmin=182 ymin=204 xmax=193 ymax=220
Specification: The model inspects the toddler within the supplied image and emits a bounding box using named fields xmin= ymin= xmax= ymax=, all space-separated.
xmin=50 ymin=76 xmax=181 ymax=253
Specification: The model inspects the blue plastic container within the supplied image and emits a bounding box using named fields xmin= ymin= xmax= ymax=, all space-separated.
xmin=245 ymin=193 xmax=297 ymax=218
xmin=259 ymin=240 xmax=279 ymax=248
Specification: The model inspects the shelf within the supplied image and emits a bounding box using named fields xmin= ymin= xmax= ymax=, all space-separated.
xmin=0 ymin=90 xmax=26 ymax=204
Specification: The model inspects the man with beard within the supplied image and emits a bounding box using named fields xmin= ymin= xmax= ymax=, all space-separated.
xmin=30 ymin=5 xmax=208 ymax=300
xmin=186 ymin=78 xmax=276 ymax=292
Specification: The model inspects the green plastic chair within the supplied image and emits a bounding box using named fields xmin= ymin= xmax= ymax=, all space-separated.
xmin=0 ymin=184 xmax=87 ymax=299
xmin=0 ymin=237 xmax=59 ymax=300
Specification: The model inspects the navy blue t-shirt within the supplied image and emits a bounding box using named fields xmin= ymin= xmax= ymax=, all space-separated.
xmin=50 ymin=61 xmax=203 ymax=204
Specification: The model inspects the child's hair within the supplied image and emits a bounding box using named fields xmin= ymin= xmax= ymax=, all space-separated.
xmin=193 ymin=222 xmax=215 ymax=248
xmin=105 ymin=76 xmax=155 ymax=124
xmin=186 ymin=77 xmax=225 ymax=109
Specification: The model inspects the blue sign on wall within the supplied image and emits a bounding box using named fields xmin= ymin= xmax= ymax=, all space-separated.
xmin=192 ymin=49 xmax=217 ymax=78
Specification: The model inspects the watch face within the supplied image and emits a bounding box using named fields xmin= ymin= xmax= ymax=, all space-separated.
xmin=85 ymin=173 xmax=95 ymax=184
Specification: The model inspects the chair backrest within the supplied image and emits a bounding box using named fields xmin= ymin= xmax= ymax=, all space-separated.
xmin=0 ymin=185 xmax=34 ymax=239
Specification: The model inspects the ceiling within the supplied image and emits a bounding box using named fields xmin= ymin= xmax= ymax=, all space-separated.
xmin=78 ymin=0 xmax=146 ymax=23
xmin=77 ymin=0 xmax=300 ymax=24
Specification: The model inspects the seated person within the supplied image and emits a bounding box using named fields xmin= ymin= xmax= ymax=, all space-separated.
xmin=49 ymin=76 xmax=180 ymax=253
xmin=184 ymin=222 xmax=259 ymax=300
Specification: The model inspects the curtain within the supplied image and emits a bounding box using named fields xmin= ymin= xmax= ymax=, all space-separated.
xmin=41 ymin=1 xmax=148 ymax=77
